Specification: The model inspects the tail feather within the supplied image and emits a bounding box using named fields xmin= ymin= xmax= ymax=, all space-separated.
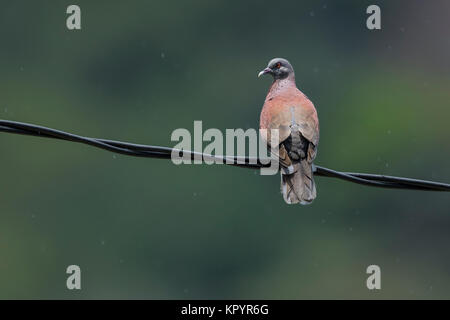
xmin=281 ymin=160 xmax=316 ymax=205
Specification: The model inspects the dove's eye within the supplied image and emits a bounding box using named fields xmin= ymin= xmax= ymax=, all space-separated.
xmin=271 ymin=63 xmax=281 ymax=70
xmin=269 ymin=62 xmax=282 ymax=70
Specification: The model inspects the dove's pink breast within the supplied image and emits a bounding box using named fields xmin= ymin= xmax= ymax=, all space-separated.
xmin=259 ymin=82 xmax=319 ymax=145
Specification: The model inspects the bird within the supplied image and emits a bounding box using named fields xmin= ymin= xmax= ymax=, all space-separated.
xmin=258 ymin=58 xmax=320 ymax=205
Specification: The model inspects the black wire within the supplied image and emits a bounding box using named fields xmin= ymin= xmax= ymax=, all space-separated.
xmin=0 ymin=121 xmax=265 ymax=166
xmin=313 ymin=165 xmax=439 ymax=191
xmin=0 ymin=119 xmax=449 ymax=192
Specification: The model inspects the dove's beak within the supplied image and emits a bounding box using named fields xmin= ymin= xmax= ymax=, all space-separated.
xmin=258 ymin=68 xmax=272 ymax=78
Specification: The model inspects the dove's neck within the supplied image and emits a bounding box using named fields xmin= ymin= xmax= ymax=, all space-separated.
xmin=269 ymin=75 xmax=297 ymax=94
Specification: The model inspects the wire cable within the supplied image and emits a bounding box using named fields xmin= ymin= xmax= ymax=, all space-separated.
xmin=0 ymin=119 xmax=449 ymax=192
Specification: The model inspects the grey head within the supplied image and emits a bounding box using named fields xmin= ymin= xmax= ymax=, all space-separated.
xmin=258 ymin=58 xmax=295 ymax=80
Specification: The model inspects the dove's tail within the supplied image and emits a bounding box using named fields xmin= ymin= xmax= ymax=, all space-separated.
xmin=281 ymin=160 xmax=316 ymax=205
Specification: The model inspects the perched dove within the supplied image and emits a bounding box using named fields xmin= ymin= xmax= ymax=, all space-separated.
xmin=258 ymin=58 xmax=319 ymax=205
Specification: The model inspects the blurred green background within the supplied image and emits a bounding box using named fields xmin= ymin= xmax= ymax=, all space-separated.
xmin=0 ymin=0 xmax=449 ymax=299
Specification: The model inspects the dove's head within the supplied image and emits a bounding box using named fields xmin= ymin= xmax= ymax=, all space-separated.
xmin=258 ymin=58 xmax=295 ymax=80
